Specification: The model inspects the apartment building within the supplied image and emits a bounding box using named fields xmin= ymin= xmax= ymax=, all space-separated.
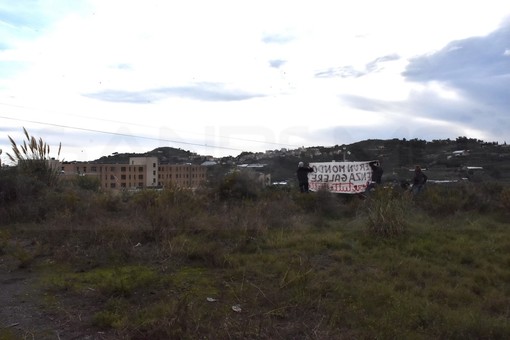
xmin=60 ymin=156 xmax=207 ymax=190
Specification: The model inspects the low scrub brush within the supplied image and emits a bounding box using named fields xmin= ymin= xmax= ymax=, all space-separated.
xmin=365 ymin=186 xmax=408 ymax=237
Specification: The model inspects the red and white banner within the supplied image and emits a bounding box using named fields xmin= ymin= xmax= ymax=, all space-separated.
xmin=308 ymin=161 xmax=372 ymax=194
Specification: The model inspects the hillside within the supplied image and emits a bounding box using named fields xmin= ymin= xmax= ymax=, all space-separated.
xmin=93 ymin=146 xmax=207 ymax=164
xmin=231 ymin=137 xmax=510 ymax=184
xmin=92 ymin=137 xmax=510 ymax=184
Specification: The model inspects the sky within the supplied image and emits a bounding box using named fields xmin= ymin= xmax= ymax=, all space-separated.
xmin=1 ymin=0 xmax=509 ymax=163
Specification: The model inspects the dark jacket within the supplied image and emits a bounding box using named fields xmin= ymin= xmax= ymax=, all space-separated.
xmin=297 ymin=166 xmax=314 ymax=184
xmin=369 ymin=161 xmax=383 ymax=184
xmin=413 ymin=171 xmax=428 ymax=186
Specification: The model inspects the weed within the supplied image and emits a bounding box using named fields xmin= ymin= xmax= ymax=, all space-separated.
xmin=92 ymin=297 xmax=130 ymax=329
xmin=364 ymin=186 xmax=409 ymax=237
xmin=4 ymin=150 xmax=510 ymax=338
xmin=45 ymin=265 xmax=160 ymax=298
xmin=7 ymin=127 xmax=61 ymax=187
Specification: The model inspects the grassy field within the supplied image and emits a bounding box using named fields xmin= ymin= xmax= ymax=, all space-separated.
xmin=2 ymin=173 xmax=510 ymax=339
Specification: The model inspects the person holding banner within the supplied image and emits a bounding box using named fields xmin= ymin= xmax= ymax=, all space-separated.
xmin=366 ymin=160 xmax=383 ymax=193
xmin=297 ymin=161 xmax=314 ymax=193
xmin=412 ymin=165 xmax=428 ymax=195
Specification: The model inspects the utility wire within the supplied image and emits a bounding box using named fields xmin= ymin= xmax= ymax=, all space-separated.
xmin=0 ymin=102 xmax=302 ymax=148
xmin=0 ymin=115 xmax=245 ymax=152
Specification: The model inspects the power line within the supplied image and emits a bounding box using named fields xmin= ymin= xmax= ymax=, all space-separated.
xmin=0 ymin=115 xmax=245 ymax=152
xmin=0 ymin=102 xmax=302 ymax=148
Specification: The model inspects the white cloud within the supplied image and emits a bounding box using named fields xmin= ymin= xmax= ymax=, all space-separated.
xmin=1 ymin=1 xmax=510 ymax=161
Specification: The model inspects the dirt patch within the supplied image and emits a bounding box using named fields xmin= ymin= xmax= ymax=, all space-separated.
xmin=0 ymin=253 xmax=112 ymax=339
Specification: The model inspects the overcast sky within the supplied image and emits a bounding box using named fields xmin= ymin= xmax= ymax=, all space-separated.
xmin=1 ymin=1 xmax=509 ymax=162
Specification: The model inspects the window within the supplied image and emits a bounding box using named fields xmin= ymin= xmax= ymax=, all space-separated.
xmin=138 ymin=167 xmax=143 ymax=172
xmin=153 ymin=163 xmax=156 ymax=168
xmin=121 ymin=167 xmax=126 ymax=172
xmin=91 ymin=166 xmax=97 ymax=172
xmin=153 ymin=170 xmax=156 ymax=175
xmin=121 ymin=183 xmax=126 ymax=188
xmin=110 ymin=183 xmax=116 ymax=188
xmin=110 ymin=175 xmax=115 ymax=180
xmin=138 ymin=174 xmax=143 ymax=180
xmin=121 ymin=175 xmax=126 ymax=180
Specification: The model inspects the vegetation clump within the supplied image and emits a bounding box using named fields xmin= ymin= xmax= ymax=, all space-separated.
xmin=364 ymin=186 xmax=409 ymax=237
xmin=7 ymin=127 xmax=61 ymax=187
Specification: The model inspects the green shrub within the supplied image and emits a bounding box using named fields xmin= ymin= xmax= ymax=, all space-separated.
xmin=147 ymin=187 xmax=204 ymax=236
xmin=96 ymin=191 xmax=123 ymax=212
xmin=419 ymin=183 xmax=502 ymax=215
xmin=364 ymin=186 xmax=408 ymax=237
xmin=292 ymin=190 xmax=317 ymax=213
xmin=218 ymin=170 xmax=262 ymax=200
xmin=73 ymin=175 xmax=101 ymax=191
xmin=258 ymin=190 xmax=299 ymax=229
xmin=130 ymin=189 xmax=159 ymax=210
xmin=420 ymin=185 xmax=466 ymax=216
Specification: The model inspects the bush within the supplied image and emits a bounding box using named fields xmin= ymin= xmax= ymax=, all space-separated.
xmin=364 ymin=186 xmax=408 ymax=237
xmin=147 ymin=187 xmax=204 ymax=236
xmin=73 ymin=175 xmax=101 ymax=191
xmin=419 ymin=185 xmax=467 ymax=216
xmin=419 ymin=182 xmax=502 ymax=215
xmin=293 ymin=187 xmax=345 ymax=219
xmin=218 ymin=170 xmax=262 ymax=200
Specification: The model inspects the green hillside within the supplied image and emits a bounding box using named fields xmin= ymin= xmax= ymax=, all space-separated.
xmin=90 ymin=137 xmax=510 ymax=185
xmin=232 ymin=137 xmax=510 ymax=184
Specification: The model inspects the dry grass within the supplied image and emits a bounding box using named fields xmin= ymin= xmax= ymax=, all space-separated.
xmin=2 ymin=142 xmax=510 ymax=338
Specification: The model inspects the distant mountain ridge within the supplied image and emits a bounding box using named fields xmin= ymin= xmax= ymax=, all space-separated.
xmin=92 ymin=137 xmax=510 ymax=183
xmin=93 ymin=147 xmax=204 ymax=164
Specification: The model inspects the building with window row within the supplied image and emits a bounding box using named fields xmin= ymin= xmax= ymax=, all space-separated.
xmin=59 ymin=157 xmax=207 ymax=190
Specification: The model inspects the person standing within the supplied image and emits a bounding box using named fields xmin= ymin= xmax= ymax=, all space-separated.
xmin=297 ymin=161 xmax=314 ymax=193
xmin=412 ymin=165 xmax=428 ymax=195
xmin=366 ymin=160 xmax=383 ymax=193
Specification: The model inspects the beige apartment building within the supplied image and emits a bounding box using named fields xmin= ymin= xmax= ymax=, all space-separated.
xmin=60 ymin=157 xmax=207 ymax=190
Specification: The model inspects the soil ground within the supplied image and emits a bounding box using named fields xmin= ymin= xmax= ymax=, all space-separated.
xmin=0 ymin=246 xmax=113 ymax=340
